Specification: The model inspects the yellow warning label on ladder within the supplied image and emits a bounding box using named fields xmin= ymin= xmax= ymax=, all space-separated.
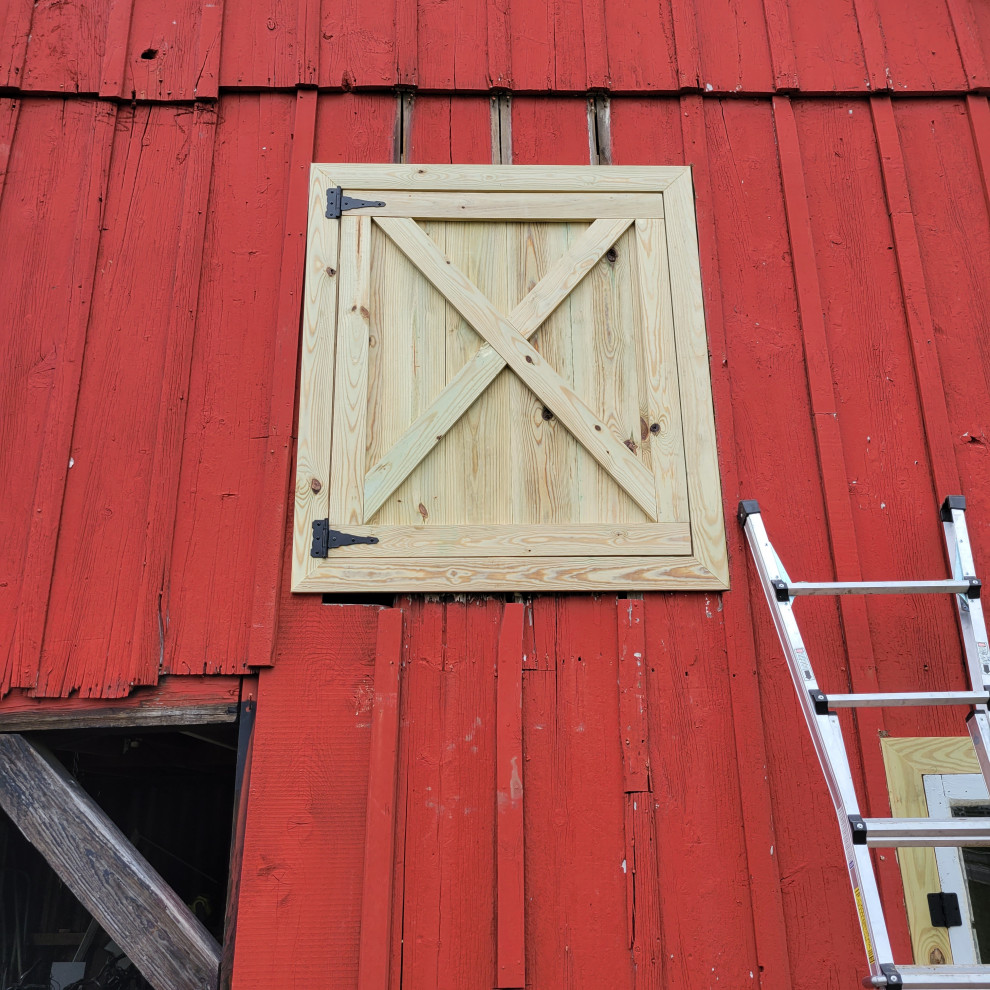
xmin=853 ymin=887 xmax=875 ymax=965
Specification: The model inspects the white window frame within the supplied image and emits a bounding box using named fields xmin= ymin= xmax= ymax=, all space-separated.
xmin=924 ymin=772 xmax=989 ymax=965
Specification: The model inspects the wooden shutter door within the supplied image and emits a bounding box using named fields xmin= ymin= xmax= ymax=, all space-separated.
xmin=293 ymin=166 xmax=727 ymax=592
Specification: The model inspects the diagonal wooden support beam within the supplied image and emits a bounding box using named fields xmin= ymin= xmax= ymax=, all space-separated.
xmin=362 ymin=217 xmax=634 ymax=520
xmin=0 ymin=733 xmax=221 ymax=990
xmin=375 ymin=216 xmax=658 ymax=520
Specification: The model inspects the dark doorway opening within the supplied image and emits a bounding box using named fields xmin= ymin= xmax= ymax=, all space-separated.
xmin=0 ymin=724 xmax=236 ymax=990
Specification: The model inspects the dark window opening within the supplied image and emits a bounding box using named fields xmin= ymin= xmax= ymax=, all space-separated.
xmin=0 ymin=724 xmax=236 ymax=989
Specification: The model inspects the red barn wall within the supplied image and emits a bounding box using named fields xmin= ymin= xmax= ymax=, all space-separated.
xmin=3 ymin=2 xmax=990 ymax=987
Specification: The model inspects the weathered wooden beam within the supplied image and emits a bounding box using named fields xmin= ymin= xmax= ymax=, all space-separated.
xmin=0 ymin=733 xmax=221 ymax=990
xmin=0 ymin=677 xmax=241 ymax=733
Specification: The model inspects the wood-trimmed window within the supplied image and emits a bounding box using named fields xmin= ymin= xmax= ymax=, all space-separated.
xmin=882 ymin=736 xmax=988 ymax=965
xmin=292 ymin=165 xmax=727 ymax=593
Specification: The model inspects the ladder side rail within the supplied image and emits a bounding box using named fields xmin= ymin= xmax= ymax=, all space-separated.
xmin=942 ymin=503 xmax=990 ymax=695
xmin=942 ymin=500 xmax=990 ymax=792
xmin=741 ymin=508 xmax=897 ymax=978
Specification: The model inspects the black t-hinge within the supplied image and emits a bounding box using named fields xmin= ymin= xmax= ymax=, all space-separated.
xmin=928 ymin=891 xmax=963 ymax=928
xmin=311 ymin=519 xmax=380 ymax=557
xmin=326 ymin=186 xmax=386 ymax=219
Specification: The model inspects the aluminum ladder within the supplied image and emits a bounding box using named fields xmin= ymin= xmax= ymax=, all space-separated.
xmin=739 ymin=495 xmax=990 ymax=989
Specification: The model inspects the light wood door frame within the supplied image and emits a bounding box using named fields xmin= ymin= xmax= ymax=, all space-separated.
xmin=293 ymin=165 xmax=728 ymax=592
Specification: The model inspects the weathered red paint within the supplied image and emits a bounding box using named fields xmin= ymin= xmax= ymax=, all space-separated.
xmin=357 ymin=608 xmax=402 ymax=990
xmin=4 ymin=2 xmax=990 ymax=987
xmin=495 ymin=603 xmax=525 ymax=989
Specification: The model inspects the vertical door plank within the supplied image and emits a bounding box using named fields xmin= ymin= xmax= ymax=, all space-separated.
xmin=496 ymin=603 xmax=526 ymax=988
xmin=357 ymin=609 xmax=403 ymax=990
xmin=443 ymin=221 xmax=514 ymax=525
xmin=512 ymin=221 xmax=579 ymax=525
xmin=366 ymin=223 xmax=447 ymax=526
xmin=328 ymin=215 xmax=373 ymax=526
xmin=633 ymin=218 xmax=689 ymax=523
xmin=293 ymin=171 xmax=341 ymax=586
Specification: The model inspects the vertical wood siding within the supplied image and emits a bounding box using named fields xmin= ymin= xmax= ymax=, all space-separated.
xmin=3 ymin=2 xmax=990 ymax=984
xmin=4 ymin=0 xmax=990 ymax=95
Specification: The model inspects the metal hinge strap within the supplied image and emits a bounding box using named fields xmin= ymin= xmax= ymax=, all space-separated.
xmin=326 ymin=186 xmax=386 ymax=219
xmin=311 ymin=519 xmax=380 ymax=557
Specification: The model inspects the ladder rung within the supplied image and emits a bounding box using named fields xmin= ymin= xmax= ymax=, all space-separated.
xmin=827 ymin=691 xmax=990 ymax=708
xmin=858 ymin=818 xmax=990 ymax=847
xmin=867 ymin=965 xmax=990 ymax=988
xmin=774 ymin=579 xmax=981 ymax=601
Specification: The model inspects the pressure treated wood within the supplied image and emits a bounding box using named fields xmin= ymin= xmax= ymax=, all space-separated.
xmin=0 ymin=734 xmax=221 ymax=990
xmin=882 ymin=737 xmax=980 ymax=967
xmin=340 ymin=191 xmax=663 ymax=219
xmin=377 ymin=215 xmax=660 ymax=519
xmin=363 ymin=217 xmax=633 ymax=518
xmin=294 ymin=165 xmax=727 ymax=591
xmin=316 ymin=164 xmax=685 ymax=191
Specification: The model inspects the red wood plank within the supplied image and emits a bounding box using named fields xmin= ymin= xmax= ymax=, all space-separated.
xmin=582 ymin=0 xmax=609 ymax=89
xmin=510 ymin=97 xmax=589 ymax=164
xmin=123 ymin=104 xmax=216 ymax=689
xmin=299 ymin=0 xmax=321 ymax=84
xmin=675 ymin=94 xmax=797 ymax=990
xmin=792 ymin=98 xmax=961 ymax=742
xmin=314 ymin=92 xmax=397 ymax=161
xmin=194 ymin=0 xmax=224 ymax=98
xmin=487 ymin=0 xmax=512 ymax=87
xmin=17 ymin=0 xmax=107 ymax=94
xmin=319 ymin=0 xmax=397 ymax=88
xmin=220 ymin=676 xmax=257 ymax=990
xmin=668 ymin=0 xmax=702 ymax=89
xmin=496 ymin=603 xmax=525 ymax=989
xmin=35 ymin=105 xmax=215 ymax=698
xmin=247 ymin=90 xmax=318 ymax=670
xmin=897 ymin=97 xmax=990 ymax=633
xmin=0 ymin=675 xmax=240 ymax=722
xmin=230 ymin=605 xmax=378 ymax=989
xmin=849 ymin=0 xmax=889 ymax=91
xmin=874 ymin=0 xmax=968 ymax=92
xmin=786 ymin=0 xmax=868 ymax=92
xmin=617 ymin=598 xmax=650 ymax=792
xmin=0 ymin=1 xmax=33 ymax=88
xmin=969 ymin=95 xmax=990 ymax=217
xmin=0 ymin=98 xmax=19 ymax=202
xmin=407 ymin=96 xmax=492 ymax=164
xmin=871 ymin=96 xmax=961 ymax=501
xmin=395 ymin=0 xmax=418 ymax=86
xmin=773 ymin=94 xmax=909 ymax=960
xmin=761 ymin=0 xmax=799 ymax=89
xmin=601 ymin=0 xmax=677 ymax=91
xmin=947 ymin=0 xmax=990 ymax=88
xmin=695 ymin=0 xmax=775 ymax=93
xmin=168 ymin=94 xmax=294 ymax=676
xmin=217 ymin=0 xmax=304 ymax=88
xmin=626 ymin=794 xmax=663 ymax=989
xmin=397 ymin=601 xmax=443 ymax=990
xmin=0 ymin=100 xmax=115 ymax=696
xmin=100 ymin=0 xmax=134 ymax=97
xmin=529 ymin=597 xmax=556 ymax=670
xmin=506 ymin=0 xmax=555 ymax=91
xmin=357 ymin=608 xmax=403 ymax=990
xmin=523 ymin=597 xmax=633 ymax=990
